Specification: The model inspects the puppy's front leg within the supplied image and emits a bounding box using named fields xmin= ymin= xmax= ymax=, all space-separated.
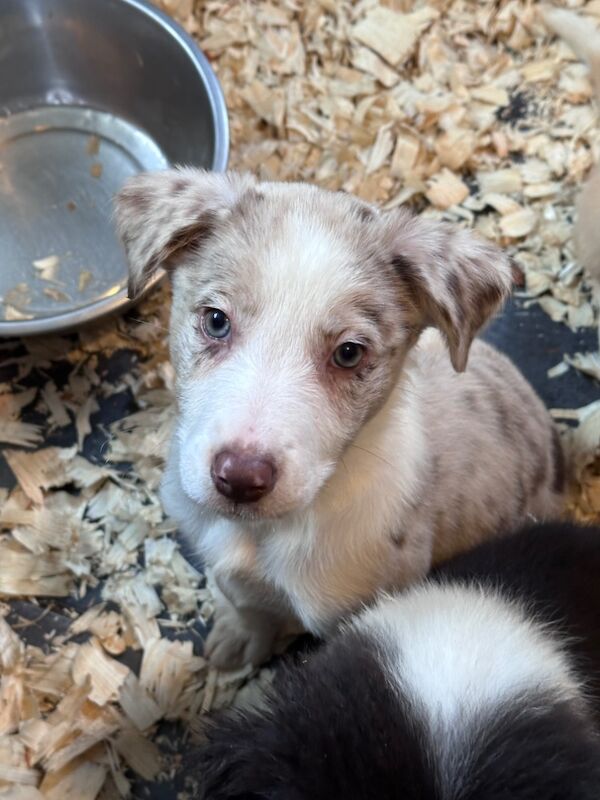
xmin=204 ymin=571 xmax=300 ymax=670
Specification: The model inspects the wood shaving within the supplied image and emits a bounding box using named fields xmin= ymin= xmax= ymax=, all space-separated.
xmin=3 ymin=286 xmax=31 ymax=314
xmin=32 ymin=257 xmax=60 ymax=283
xmin=0 ymin=422 xmax=42 ymax=449
xmin=86 ymin=136 xmax=100 ymax=157
xmin=566 ymin=351 xmax=600 ymax=380
xmin=78 ymin=272 xmax=93 ymax=293
xmin=547 ymin=360 xmax=570 ymax=379
xmin=500 ymin=207 xmax=538 ymax=238
xmin=352 ymin=6 xmax=439 ymax=67
xmin=0 ymin=389 xmax=42 ymax=448
xmin=42 ymin=289 xmax=70 ymax=304
xmin=75 ymin=397 xmax=99 ymax=450
xmin=2 ymin=307 xmax=33 ymax=322
xmin=40 ymin=384 xmax=70 ymax=429
xmin=426 ymin=168 xmax=470 ymax=209
xmin=0 ymin=0 xmax=599 ymax=795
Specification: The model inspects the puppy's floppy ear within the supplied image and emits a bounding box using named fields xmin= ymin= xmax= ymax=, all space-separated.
xmin=385 ymin=209 xmax=512 ymax=372
xmin=114 ymin=168 xmax=257 ymax=299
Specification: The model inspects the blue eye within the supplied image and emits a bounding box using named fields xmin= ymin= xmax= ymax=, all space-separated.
xmin=333 ymin=342 xmax=364 ymax=369
xmin=203 ymin=308 xmax=231 ymax=339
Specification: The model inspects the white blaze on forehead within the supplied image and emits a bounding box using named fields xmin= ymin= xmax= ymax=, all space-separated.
xmin=254 ymin=213 xmax=373 ymax=324
xmin=356 ymin=583 xmax=581 ymax=730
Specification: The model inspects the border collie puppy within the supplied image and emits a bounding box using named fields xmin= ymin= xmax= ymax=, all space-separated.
xmin=115 ymin=170 xmax=564 ymax=669
xmin=195 ymin=521 xmax=600 ymax=800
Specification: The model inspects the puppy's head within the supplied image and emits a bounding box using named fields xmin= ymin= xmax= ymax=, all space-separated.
xmin=116 ymin=169 xmax=511 ymax=521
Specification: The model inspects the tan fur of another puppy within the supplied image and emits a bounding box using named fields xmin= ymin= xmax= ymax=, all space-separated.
xmin=542 ymin=6 xmax=600 ymax=344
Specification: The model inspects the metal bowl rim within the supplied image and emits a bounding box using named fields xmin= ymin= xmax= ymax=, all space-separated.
xmin=0 ymin=0 xmax=229 ymax=338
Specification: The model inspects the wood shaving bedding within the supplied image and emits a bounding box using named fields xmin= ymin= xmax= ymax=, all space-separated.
xmin=0 ymin=0 xmax=599 ymax=795
xmin=0 ymin=291 xmax=258 ymax=793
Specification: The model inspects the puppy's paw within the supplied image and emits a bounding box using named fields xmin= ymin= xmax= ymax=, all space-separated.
xmin=204 ymin=607 xmax=275 ymax=670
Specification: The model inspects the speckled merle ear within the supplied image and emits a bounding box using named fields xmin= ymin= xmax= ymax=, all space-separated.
xmin=114 ymin=168 xmax=257 ymax=299
xmin=384 ymin=209 xmax=512 ymax=372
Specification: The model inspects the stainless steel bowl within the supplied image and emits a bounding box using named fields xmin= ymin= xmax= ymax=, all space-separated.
xmin=0 ymin=0 xmax=228 ymax=337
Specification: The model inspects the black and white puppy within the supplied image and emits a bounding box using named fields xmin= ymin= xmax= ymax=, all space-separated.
xmin=195 ymin=521 xmax=600 ymax=800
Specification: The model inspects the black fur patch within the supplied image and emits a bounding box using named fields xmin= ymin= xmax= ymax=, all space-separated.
xmin=193 ymin=630 xmax=436 ymax=800
xmin=461 ymin=691 xmax=600 ymax=800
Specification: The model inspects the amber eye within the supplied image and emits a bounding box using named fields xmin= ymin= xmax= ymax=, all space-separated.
xmin=203 ymin=308 xmax=231 ymax=339
xmin=333 ymin=342 xmax=364 ymax=369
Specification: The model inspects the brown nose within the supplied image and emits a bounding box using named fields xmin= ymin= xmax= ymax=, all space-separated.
xmin=211 ymin=450 xmax=276 ymax=504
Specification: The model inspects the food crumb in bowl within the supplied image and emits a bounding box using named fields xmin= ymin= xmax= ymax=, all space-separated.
xmin=3 ymin=304 xmax=33 ymax=321
xmin=90 ymin=162 xmax=103 ymax=179
xmin=33 ymin=254 xmax=60 ymax=281
xmin=86 ymin=135 xmax=100 ymax=156
xmin=78 ymin=270 xmax=93 ymax=292
xmin=4 ymin=282 xmax=31 ymax=308
xmin=43 ymin=287 xmax=71 ymax=303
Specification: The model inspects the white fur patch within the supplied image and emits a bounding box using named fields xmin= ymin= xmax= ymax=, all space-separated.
xmin=356 ymin=582 xmax=582 ymax=785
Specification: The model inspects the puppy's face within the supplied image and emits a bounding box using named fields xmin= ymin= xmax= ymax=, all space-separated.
xmin=116 ymin=170 xmax=511 ymax=521
xmin=167 ymin=190 xmax=411 ymax=520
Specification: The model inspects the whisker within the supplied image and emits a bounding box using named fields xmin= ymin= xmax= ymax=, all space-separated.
xmin=127 ymin=316 xmax=170 ymax=334
xmin=347 ymin=443 xmax=395 ymax=471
